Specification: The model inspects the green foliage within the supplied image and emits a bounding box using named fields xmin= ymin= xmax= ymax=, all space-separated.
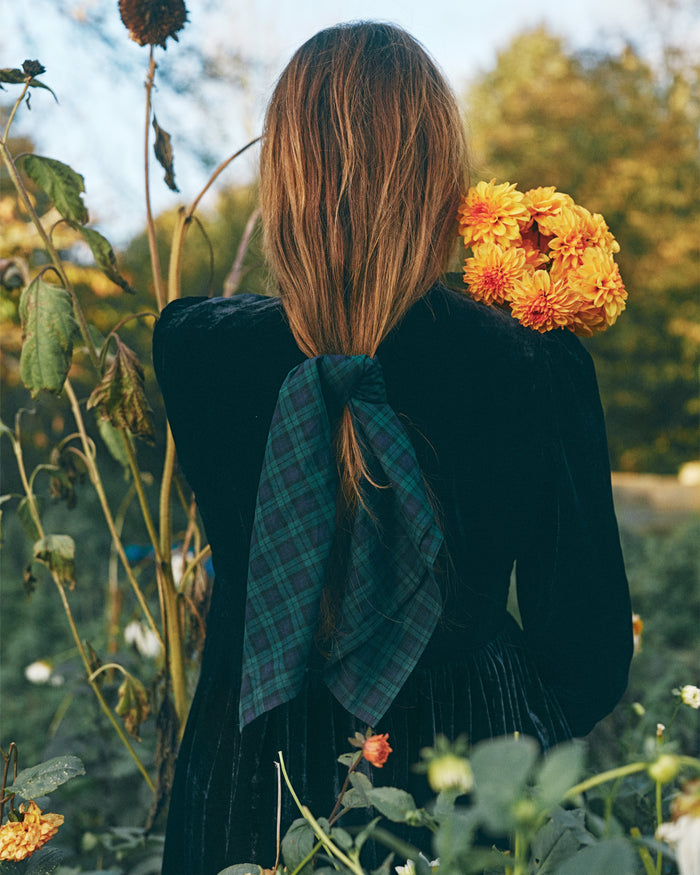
xmin=9 ymin=756 xmax=85 ymax=800
xmin=18 ymin=279 xmax=76 ymax=398
xmin=20 ymin=156 xmax=89 ymax=226
xmin=465 ymin=28 xmax=700 ymax=472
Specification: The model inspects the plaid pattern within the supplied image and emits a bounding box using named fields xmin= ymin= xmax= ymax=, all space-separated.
xmin=239 ymin=355 xmax=443 ymax=728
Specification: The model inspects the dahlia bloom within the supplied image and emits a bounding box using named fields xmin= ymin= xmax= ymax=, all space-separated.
xmin=0 ymin=801 xmax=64 ymax=862
xmin=462 ymin=244 xmax=527 ymax=305
xmin=457 ymin=179 xmax=529 ymax=248
xmin=509 ymin=271 xmax=579 ymax=333
xmin=458 ymin=180 xmax=626 ymax=336
xmin=362 ymin=733 xmax=393 ymax=768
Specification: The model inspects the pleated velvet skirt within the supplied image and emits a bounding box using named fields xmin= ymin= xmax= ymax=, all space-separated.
xmin=161 ymin=613 xmax=571 ymax=875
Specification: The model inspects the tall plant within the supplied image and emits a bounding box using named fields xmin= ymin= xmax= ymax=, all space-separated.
xmin=0 ymin=0 xmax=258 ymax=813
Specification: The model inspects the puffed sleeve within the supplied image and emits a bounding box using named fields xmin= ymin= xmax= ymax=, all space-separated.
xmin=515 ymin=329 xmax=633 ymax=737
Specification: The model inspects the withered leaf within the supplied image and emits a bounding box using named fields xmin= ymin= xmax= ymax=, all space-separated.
xmin=152 ymin=116 xmax=178 ymax=192
xmin=33 ymin=534 xmax=76 ymax=589
xmin=87 ymin=337 xmax=155 ymax=443
xmin=115 ymin=673 xmax=151 ymax=739
xmin=72 ymin=224 xmax=137 ymax=294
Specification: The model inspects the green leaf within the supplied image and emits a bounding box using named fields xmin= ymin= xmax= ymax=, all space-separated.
xmin=152 ymin=116 xmax=178 ymax=192
xmin=216 ymin=866 xmax=262 ymax=875
xmin=87 ymin=338 xmax=155 ymax=443
xmin=470 ymin=735 xmax=539 ymax=833
xmin=366 ymin=787 xmax=418 ymax=823
xmin=8 ymin=754 xmax=85 ymax=799
xmin=18 ymin=495 xmax=43 ymax=542
xmin=97 ymin=417 xmax=131 ymax=470
xmin=33 ymin=534 xmax=76 ymax=587
xmin=21 ymin=155 xmax=88 ymax=224
xmin=281 ymin=817 xmax=318 ymax=875
xmin=553 ymin=838 xmax=637 ymax=874
xmin=19 ymin=278 xmax=76 ymax=397
xmin=24 ymin=845 xmax=66 ymax=875
xmin=72 ymin=224 xmax=136 ymax=294
xmin=535 ymin=740 xmax=585 ymax=808
xmin=532 ymin=808 xmax=595 ymax=873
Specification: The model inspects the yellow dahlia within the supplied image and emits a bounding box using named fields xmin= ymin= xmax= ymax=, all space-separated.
xmin=0 ymin=801 xmax=64 ymax=862
xmin=546 ymin=205 xmax=620 ymax=271
xmin=522 ymin=186 xmax=573 ymax=229
xmin=567 ymin=246 xmax=627 ymax=334
xmin=509 ymin=271 xmax=579 ymax=333
xmin=457 ymin=180 xmax=529 ymax=248
xmin=463 ymin=244 xmax=527 ymax=305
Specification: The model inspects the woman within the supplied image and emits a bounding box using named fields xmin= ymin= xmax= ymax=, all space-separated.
xmin=154 ymin=22 xmax=633 ymax=874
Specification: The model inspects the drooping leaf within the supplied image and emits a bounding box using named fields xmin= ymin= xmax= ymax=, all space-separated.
xmin=19 ymin=277 xmax=76 ymax=397
xmin=8 ymin=755 xmax=85 ymax=799
xmin=115 ymin=673 xmax=151 ymax=739
xmin=0 ymin=67 xmax=57 ymax=100
xmin=87 ymin=338 xmax=155 ymax=443
xmin=152 ymin=116 xmax=178 ymax=192
xmin=216 ymin=867 xmax=262 ymax=875
xmin=33 ymin=534 xmax=76 ymax=588
xmin=21 ymin=154 xmax=88 ymax=224
xmin=72 ymin=224 xmax=136 ymax=294
xmin=531 ymin=807 xmax=595 ymax=873
xmin=22 ymin=844 xmax=66 ymax=875
xmin=18 ymin=495 xmax=43 ymax=542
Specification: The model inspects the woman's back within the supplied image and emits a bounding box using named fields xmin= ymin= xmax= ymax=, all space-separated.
xmin=155 ymin=282 xmax=631 ymax=873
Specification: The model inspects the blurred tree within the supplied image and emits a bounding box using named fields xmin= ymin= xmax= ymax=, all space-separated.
xmin=465 ymin=28 xmax=700 ymax=473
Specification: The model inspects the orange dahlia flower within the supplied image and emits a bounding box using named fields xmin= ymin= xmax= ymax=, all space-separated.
xmin=566 ymin=246 xmax=627 ymax=334
xmin=457 ymin=179 xmax=529 ymax=248
xmin=522 ymin=186 xmax=573 ymax=229
xmin=463 ymin=244 xmax=528 ymax=305
xmin=509 ymin=271 xmax=579 ymax=333
xmin=362 ymin=733 xmax=392 ymax=768
xmin=0 ymin=801 xmax=64 ymax=862
xmin=546 ymin=205 xmax=620 ymax=272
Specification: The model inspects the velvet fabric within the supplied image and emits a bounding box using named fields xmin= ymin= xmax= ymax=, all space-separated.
xmin=153 ymin=283 xmax=633 ymax=875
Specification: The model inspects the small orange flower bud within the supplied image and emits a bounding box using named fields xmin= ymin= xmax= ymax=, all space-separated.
xmin=362 ymin=733 xmax=392 ymax=768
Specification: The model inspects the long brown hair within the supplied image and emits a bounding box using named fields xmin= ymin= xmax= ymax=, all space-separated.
xmin=260 ymin=21 xmax=468 ymax=503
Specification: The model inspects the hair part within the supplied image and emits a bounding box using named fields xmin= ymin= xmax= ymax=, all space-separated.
xmin=260 ymin=20 xmax=468 ymax=500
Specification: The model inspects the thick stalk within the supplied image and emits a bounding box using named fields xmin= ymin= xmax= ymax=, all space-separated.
xmin=64 ymin=379 xmax=161 ymax=643
xmin=564 ymin=762 xmax=647 ymax=798
xmin=157 ymin=426 xmax=187 ymax=732
xmin=167 ymin=207 xmax=188 ymax=304
xmin=144 ymin=48 xmax=165 ymax=310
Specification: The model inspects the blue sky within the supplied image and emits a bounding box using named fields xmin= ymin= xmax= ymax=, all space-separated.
xmin=2 ymin=0 xmax=697 ymax=244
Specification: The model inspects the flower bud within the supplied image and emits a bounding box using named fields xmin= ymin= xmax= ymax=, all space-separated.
xmin=427 ymin=753 xmax=473 ymax=794
xmin=362 ymin=733 xmax=392 ymax=768
xmin=648 ymin=754 xmax=681 ymax=785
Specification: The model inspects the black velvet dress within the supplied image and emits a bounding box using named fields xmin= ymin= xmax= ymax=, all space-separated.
xmin=153 ymin=283 xmax=633 ymax=875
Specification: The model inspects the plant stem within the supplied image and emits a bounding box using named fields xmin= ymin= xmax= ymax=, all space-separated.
xmin=186 ymin=136 xmax=261 ymax=221
xmin=144 ymin=47 xmax=165 ymax=310
xmin=655 ymin=780 xmax=663 ymax=875
xmin=564 ymin=762 xmax=647 ymax=798
xmin=123 ymin=431 xmax=161 ymax=558
xmin=64 ymin=379 xmax=161 ymax=642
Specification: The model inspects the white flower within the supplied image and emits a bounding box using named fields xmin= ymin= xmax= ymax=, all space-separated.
xmin=124 ymin=620 xmax=162 ymax=659
xmin=657 ymin=816 xmax=700 ymax=875
xmin=171 ymin=549 xmax=194 ymax=586
xmin=24 ymin=660 xmax=52 ymax=684
xmin=396 ymin=857 xmax=439 ymax=874
xmin=681 ymin=685 xmax=700 ymax=710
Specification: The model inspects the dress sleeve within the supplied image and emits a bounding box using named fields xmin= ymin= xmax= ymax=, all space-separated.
xmin=515 ymin=329 xmax=633 ymax=737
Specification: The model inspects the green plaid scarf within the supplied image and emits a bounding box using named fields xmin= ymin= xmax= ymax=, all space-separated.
xmin=239 ymin=355 xmax=443 ymax=729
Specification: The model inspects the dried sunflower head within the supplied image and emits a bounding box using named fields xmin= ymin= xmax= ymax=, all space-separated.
xmin=118 ymin=0 xmax=188 ymax=49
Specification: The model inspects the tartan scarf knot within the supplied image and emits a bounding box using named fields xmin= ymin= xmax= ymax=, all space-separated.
xmin=238 ymin=354 xmax=444 ymax=729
